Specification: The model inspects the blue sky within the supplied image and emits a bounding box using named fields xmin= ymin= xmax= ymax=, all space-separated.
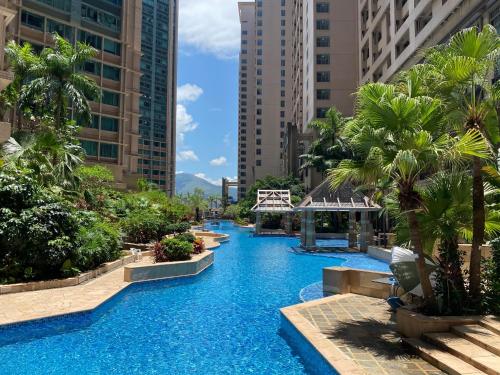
xmin=176 ymin=0 xmax=241 ymax=185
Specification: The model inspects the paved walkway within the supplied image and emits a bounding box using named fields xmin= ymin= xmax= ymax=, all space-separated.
xmin=281 ymin=294 xmax=445 ymax=375
xmin=0 ymin=232 xmax=223 ymax=326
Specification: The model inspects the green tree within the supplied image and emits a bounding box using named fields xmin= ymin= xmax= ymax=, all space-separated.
xmin=20 ymin=33 xmax=100 ymax=129
xmin=188 ymin=188 xmax=208 ymax=222
xmin=328 ymin=81 xmax=490 ymax=303
xmin=300 ymin=107 xmax=350 ymax=174
xmin=414 ymin=25 xmax=500 ymax=300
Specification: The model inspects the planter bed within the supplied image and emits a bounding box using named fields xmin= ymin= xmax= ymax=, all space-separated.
xmin=0 ymin=253 xmax=137 ymax=295
xmin=123 ymin=251 xmax=214 ymax=282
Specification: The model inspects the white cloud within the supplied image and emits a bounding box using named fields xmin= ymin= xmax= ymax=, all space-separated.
xmin=179 ymin=0 xmax=241 ymax=59
xmin=177 ymin=150 xmax=199 ymax=161
xmin=210 ymin=156 xmax=227 ymax=166
xmin=176 ymin=104 xmax=198 ymax=144
xmin=177 ymin=84 xmax=203 ymax=103
xmin=195 ymin=173 xmax=223 ymax=186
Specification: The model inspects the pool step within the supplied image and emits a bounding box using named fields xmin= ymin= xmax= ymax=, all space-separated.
xmin=403 ymin=338 xmax=486 ymax=375
xmin=424 ymin=332 xmax=500 ymax=375
xmin=451 ymin=325 xmax=500 ymax=356
xmin=480 ymin=317 xmax=500 ymax=336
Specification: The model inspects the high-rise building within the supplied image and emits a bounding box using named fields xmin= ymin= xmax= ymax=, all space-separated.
xmin=138 ymin=0 xmax=177 ymax=196
xmin=359 ymin=0 xmax=499 ymax=84
xmin=238 ymin=2 xmax=256 ymax=199
xmin=8 ymin=0 xmax=177 ymax=193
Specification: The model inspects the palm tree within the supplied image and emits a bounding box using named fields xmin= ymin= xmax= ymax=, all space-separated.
xmin=328 ymin=81 xmax=490 ymax=303
xmin=300 ymin=107 xmax=350 ymax=174
xmin=189 ymin=188 xmax=208 ymax=222
xmin=20 ymin=33 xmax=100 ymax=130
xmin=416 ymin=25 xmax=500 ymax=300
xmin=3 ymin=41 xmax=39 ymax=130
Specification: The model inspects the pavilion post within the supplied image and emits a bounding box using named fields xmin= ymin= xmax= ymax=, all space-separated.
xmin=359 ymin=211 xmax=370 ymax=252
xmin=348 ymin=211 xmax=357 ymax=248
xmin=255 ymin=212 xmax=262 ymax=235
xmin=285 ymin=212 xmax=293 ymax=234
xmin=300 ymin=210 xmax=316 ymax=249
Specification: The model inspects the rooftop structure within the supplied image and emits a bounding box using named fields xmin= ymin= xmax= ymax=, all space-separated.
xmin=252 ymin=189 xmax=294 ymax=234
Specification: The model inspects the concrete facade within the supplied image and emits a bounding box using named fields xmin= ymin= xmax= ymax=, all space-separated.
xmin=359 ymin=0 xmax=500 ymax=84
xmin=0 ymin=0 xmax=16 ymax=143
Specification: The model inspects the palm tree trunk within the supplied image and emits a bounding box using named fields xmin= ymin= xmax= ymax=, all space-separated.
xmin=407 ymin=210 xmax=435 ymax=303
xmin=469 ymin=156 xmax=485 ymax=300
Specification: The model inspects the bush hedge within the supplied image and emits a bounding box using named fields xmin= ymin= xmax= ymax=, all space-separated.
xmin=153 ymin=238 xmax=193 ymax=263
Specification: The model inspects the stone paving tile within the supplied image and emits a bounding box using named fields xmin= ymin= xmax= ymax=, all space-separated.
xmin=297 ymin=294 xmax=445 ymax=375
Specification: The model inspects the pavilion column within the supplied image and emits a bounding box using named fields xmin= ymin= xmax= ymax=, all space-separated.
xmin=300 ymin=211 xmax=316 ymax=249
xmin=348 ymin=211 xmax=357 ymax=248
xmin=359 ymin=211 xmax=370 ymax=252
xmin=285 ymin=212 xmax=293 ymax=234
xmin=255 ymin=212 xmax=262 ymax=235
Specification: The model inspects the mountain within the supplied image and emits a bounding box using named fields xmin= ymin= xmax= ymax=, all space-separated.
xmin=175 ymin=173 xmax=230 ymax=197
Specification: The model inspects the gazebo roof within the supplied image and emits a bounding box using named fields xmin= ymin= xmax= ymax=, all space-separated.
xmin=294 ymin=179 xmax=380 ymax=212
xmin=251 ymin=190 xmax=294 ymax=213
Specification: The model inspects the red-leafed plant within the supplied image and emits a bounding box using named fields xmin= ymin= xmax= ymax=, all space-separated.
xmin=193 ymin=238 xmax=205 ymax=254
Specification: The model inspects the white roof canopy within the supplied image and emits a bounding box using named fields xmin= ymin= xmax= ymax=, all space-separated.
xmin=251 ymin=190 xmax=294 ymax=213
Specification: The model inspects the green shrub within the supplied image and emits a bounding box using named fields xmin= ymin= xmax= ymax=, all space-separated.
xmin=120 ymin=210 xmax=168 ymax=243
xmin=165 ymin=221 xmax=190 ymax=235
xmin=174 ymin=232 xmax=196 ymax=243
xmin=73 ymin=213 xmax=123 ymax=271
xmin=481 ymin=238 xmax=500 ymax=314
xmin=158 ymin=238 xmax=192 ymax=261
xmin=0 ymin=171 xmax=79 ymax=282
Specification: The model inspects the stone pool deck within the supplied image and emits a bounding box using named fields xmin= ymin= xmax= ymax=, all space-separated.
xmin=281 ymin=294 xmax=444 ymax=375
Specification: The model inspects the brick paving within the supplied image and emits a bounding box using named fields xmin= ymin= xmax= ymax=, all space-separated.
xmin=283 ymin=294 xmax=445 ymax=375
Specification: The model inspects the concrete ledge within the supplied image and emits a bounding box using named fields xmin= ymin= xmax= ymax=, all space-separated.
xmin=396 ymin=307 xmax=484 ymax=338
xmin=123 ymin=242 xmax=151 ymax=251
xmin=0 ymin=122 xmax=11 ymax=143
xmin=0 ymin=254 xmax=137 ymax=295
xmin=323 ymin=266 xmax=394 ymax=299
xmin=367 ymin=246 xmax=392 ymax=262
xmin=124 ymin=251 xmax=214 ymax=282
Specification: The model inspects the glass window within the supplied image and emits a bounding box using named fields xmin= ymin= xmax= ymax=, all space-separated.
xmin=316 ymin=19 xmax=329 ymax=30
xmin=81 ymin=3 xmax=121 ymax=32
xmin=103 ymin=39 xmax=121 ymax=55
xmin=79 ymin=30 xmax=102 ymax=49
xmin=21 ymin=11 xmax=44 ymax=31
xmin=101 ymin=116 xmax=118 ymax=132
xmin=317 ymin=71 xmax=330 ymax=82
xmin=102 ymin=90 xmax=120 ymax=106
xmin=100 ymin=143 xmax=118 ymax=158
xmin=317 ymin=89 xmax=330 ymax=100
xmin=316 ymin=54 xmax=330 ymax=64
xmin=316 ymin=36 xmax=330 ymax=47
xmin=35 ymin=0 xmax=71 ymax=12
xmin=83 ymin=60 xmax=101 ymax=76
xmin=81 ymin=140 xmax=98 ymax=156
xmin=103 ymin=65 xmax=120 ymax=81
xmin=88 ymin=114 xmax=99 ymax=129
xmin=316 ymin=107 xmax=328 ymax=118
xmin=47 ymin=19 xmax=73 ymax=41
xmin=316 ymin=3 xmax=329 ymax=12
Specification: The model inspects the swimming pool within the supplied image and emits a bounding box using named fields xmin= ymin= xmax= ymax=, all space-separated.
xmin=0 ymin=221 xmax=389 ymax=375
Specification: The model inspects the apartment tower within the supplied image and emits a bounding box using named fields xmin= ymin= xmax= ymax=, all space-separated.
xmin=359 ymin=0 xmax=499 ymax=84
xmin=138 ymin=0 xmax=177 ymax=196
xmin=9 ymin=0 xmax=177 ymax=193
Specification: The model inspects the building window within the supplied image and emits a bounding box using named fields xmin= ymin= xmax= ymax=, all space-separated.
xmin=100 ymin=143 xmax=118 ymax=158
xmin=104 ymin=39 xmax=121 ymax=55
xmin=102 ymin=90 xmax=120 ymax=106
xmin=316 ymin=20 xmax=329 ymax=30
xmin=101 ymin=116 xmax=119 ymax=132
xmin=317 ymin=71 xmax=330 ymax=82
xmin=316 ymin=36 xmax=330 ymax=47
xmin=81 ymin=3 xmax=121 ymax=32
xmin=316 ymin=2 xmax=329 ymax=12
xmin=36 ymin=0 xmax=71 ymax=12
xmin=47 ymin=19 xmax=73 ymax=41
xmin=316 ymin=54 xmax=330 ymax=64
xmin=317 ymin=89 xmax=330 ymax=100
xmin=81 ymin=140 xmax=98 ymax=156
xmin=256 ymin=149 xmax=261 ymax=155
xmin=88 ymin=115 xmax=99 ymax=129
xmin=316 ymin=107 xmax=328 ymax=118
xmin=256 ymin=160 xmax=262 ymax=166
xmin=83 ymin=60 xmax=101 ymax=76
xmin=21 ymin=11 xmax=44 ymax=31
xmin=79 ymin=30 xmax=102 ymax=49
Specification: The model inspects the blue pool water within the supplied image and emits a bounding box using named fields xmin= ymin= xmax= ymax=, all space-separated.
xmin=0 ymin=222 xmax=389 ymax=375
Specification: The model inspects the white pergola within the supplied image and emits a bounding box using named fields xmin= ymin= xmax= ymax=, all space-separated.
xmin=294 ymin=180 xmax=380 ymax=250
xmin=251 ymin=190 xmax=294 ymax=234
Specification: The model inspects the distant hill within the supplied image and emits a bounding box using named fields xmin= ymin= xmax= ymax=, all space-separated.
xmin=175 ymin=173 xmax=236 ymax=198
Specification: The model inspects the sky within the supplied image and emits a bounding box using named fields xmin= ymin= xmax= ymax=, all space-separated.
xmin=176 ymin=0 xmax=241 ymax=186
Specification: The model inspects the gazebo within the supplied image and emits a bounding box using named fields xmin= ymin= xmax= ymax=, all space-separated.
xmin=251 ymin=190 xmax=294 ymax=234
xmin=294 ymin=180 xmax=381 ymax=250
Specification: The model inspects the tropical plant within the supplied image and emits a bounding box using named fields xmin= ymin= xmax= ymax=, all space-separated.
xmin=416 ymin=25 xmax=500 ymax=300
xmin=300 ymin=107 xmax=351 ymax=174
xmin=154 ymin=238 xmax=193 ymax=262
xmin=328 ymin=81 xmax=490 ymax=303
xmin=481 ymin=237 xmax=500 ymax=314
xmin=19 ymin=33 xmax=100 ymax=129
xmin=120 ymin=210 xmax=169 ymax=244
xmin=186 ymin=188 xmax=208 ymax=222
xmin=193 ymin=238 xmax=205 ymax=254
xmin=175 ymin=232 xmax=196 ymax=243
